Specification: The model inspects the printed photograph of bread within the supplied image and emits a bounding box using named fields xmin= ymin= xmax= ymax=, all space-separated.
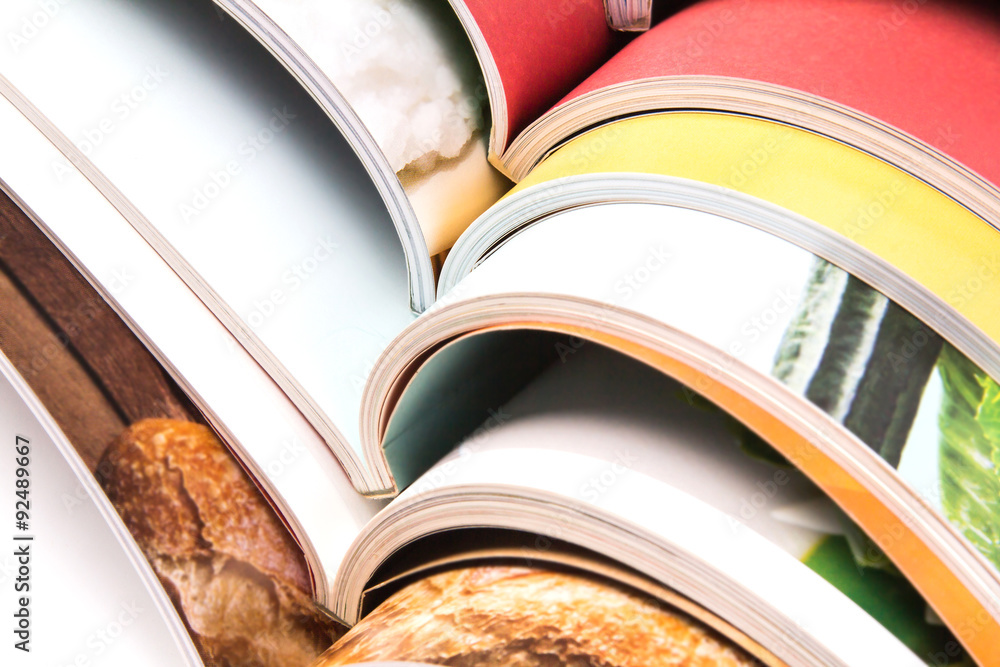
xmin=313 ymin=565 xmax=758 ymax=666
xmin=98 ymin=418 xmax=341 ymax=667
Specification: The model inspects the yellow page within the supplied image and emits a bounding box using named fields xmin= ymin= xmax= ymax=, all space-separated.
xmin=516 ymin=113 xmax=1000 ymax=348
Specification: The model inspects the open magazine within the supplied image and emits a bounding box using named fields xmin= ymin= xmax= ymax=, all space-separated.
xmin=0 ymin=350 xmax=201 ymax=666
xmin=4 ymin=104 xmax=997 ymax=662
xmin=1 ymin=0 xmax=999 ymax=665
xmin=493 ymin=0 xmax=1000 ymax=226
xmin=0 ymin=246 xmax=938 ymax=665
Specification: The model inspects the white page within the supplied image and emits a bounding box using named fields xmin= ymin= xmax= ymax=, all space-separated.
xmin=0 ymin=351 xmax=201 ymax=666
xmin=474 ymin=344 xmax=839 ymax=558
xmin=452 ymin=203 xmax=951 ymax=507
xmin=0 ymin=92 xmax=380 ymax=604
xmin=416 ymin=453 xmax=917 ymax=665
xmin=382 ymin=345 xmax=920 ymax=666
xmin=0 ymin=0 xmax=415 ymax=458
xmin=456 ymin=203 xmax=814 ymax=372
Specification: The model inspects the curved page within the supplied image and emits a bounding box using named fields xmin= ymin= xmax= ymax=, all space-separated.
xmin=457 ymin=203 xmax=997 ymax=571
xmin=0 ymin=89 xmax=379 ymax=601
xmin=440 ymin=172 xmax=1000 ymax=388
xmin=347 ymin=346 xmax=924 ymax=664
xmin=511 ymin=114 xmax=1000 ymax=356
xmin=0 ymin=351 xmax=201 ymax=666
xmin=567 ymin=0 xmax=1000 ymax=186
xmin=215 ymin=0 xmax=509 ymax=256
xmin=504 ymin=0 xmax=1000 ymax=204
xmin=447 ymin=0 xmax=618 ymax=153
xmin=0 ymin=0 xmax=415 ymax=478
xmin=377 ymin=202 xmax=1000 ymax=664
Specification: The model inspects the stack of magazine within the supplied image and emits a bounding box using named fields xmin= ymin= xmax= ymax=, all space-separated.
xmin=1 ymin=0 xmax=998 ymax=665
